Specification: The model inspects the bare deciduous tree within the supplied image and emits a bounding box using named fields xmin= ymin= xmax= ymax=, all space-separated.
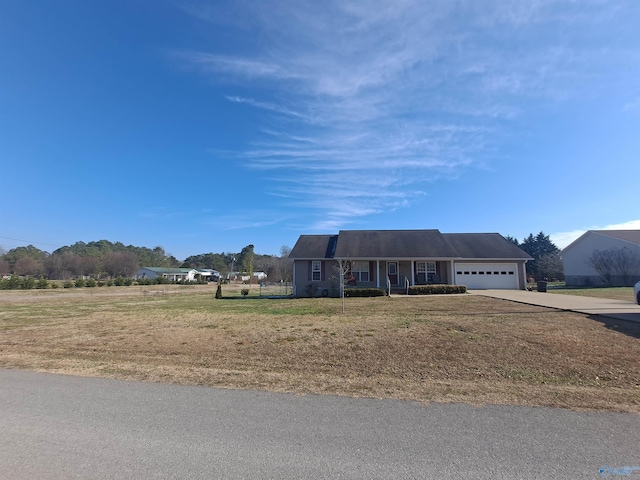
xmin=78 ymin=256 xmax=98 ymax=277
xmin=0 ymin=258 xmax=9 ymax=276
xmin=102 ymin=252 xmax=139 ymax=278
xmin=278 ymin=245 xmax=293 ymax=282
xmin=588 ymin=247 xmax=640 ymax=286
xmin=14 ymin=257 xmax=44 ymax=276
xmin=46 ymin=252 xmax=82 ymax=280
xmin=613 ymin=247 xmax=640 ymax=286
xmin=588 ymin=249 xmax=616 ymax=286
xmin=333 ymin=258 xmax=351 ymax=313
xmin=537 ymin=253 xmax=564 ymax=281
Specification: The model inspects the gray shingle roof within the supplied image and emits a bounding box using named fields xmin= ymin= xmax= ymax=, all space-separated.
xmin=334 ymin=230 xmax=459 ymax=258
xmin=288 ymin=235 xmax=338 ymax=259
xmin=289 ymin=230 xmax=531 ymax=260
xmin=140 ymin=267 xmax=195 ymax=273
xmin=593 ymin=230 xmax=640 ymax=245
xmin=442 ymin=233 xmax=532 ymax=259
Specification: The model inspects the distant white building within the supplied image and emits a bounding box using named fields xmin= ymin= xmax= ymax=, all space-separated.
xmin=227 ymin=271 xmax=268 ymax=282
xmin=194 ymin=269 xmax=220 ymax=282
xmin=137 ymin=267 xmax=197 ymax=282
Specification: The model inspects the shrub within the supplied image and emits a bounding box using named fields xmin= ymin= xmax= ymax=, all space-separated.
xmin=51 ymin=282 xmax=59 ymax=289
xmin=241 ymin=288 xmax=249 ymax=297
xmin=344 ymin=288 xmax=386 ymax=297
xmin=215 ymin=284 xmax=223 ymax=299
xmin=36 ymin=277 xmax=49 ymax=289
xmin=408 ymin=284 xmax=467 ymax=295
xmin=74 ymin=278 xmax=85 ymax=288
xmin=0 ymin=275 xmax=22 ymax=290
xmin=85 ymin=278 xmax=97 ymax=287
xmin=63 ymin=281 xmax=74 ymax=289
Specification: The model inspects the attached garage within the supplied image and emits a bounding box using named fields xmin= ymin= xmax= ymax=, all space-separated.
xmin=454 ymin=263 xmax=519 ymax=290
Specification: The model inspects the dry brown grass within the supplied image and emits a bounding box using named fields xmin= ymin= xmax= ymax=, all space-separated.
xmin=1 ymin=285 xmax=639 ymax=412
xmin=549 ymin=286 xmax=635 ymax=302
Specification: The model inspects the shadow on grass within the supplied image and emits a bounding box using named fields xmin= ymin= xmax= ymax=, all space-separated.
xmin=588 ymin=314 xmax=640 ymax=339
xmin=216 ymin=295 xmax=294 ymax=300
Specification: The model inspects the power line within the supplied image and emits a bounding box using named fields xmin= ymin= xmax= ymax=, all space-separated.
xmin=0 ymin=237 xmax=64 ymax=249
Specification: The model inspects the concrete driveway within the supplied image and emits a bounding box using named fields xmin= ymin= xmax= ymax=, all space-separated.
xmin=469 ymin=289 xmax=640 ymax=323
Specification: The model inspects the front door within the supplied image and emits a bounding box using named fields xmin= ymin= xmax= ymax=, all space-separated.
xmin=388 ymin=262 xmax=398 ymax=285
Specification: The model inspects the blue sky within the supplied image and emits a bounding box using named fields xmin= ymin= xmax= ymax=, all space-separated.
xmin=1 ymin=0 xmax=639 ymax=260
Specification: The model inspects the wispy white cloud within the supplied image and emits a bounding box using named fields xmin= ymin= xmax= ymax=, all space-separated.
xmin=225 ymin=96 xmax=304 ymax=118
xmin=623 ymin=96 xmax=640 ymax=112
xmin=202 ymin=212 xmax=286 ymax=231
xmin=177 ymin=0 xmax=639 ymax=230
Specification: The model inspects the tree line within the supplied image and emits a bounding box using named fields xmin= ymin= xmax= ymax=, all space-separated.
xmin=0 ymin=232 xmax=572 ymax=285
xmin=0 ymin=240 xmax=293 ymax=282
xmin=506 ymin=232 xmax=563 ymax=281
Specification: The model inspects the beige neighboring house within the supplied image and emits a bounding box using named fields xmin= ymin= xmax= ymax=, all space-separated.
xmin=562 ymin=230 xmax=640 ymax=286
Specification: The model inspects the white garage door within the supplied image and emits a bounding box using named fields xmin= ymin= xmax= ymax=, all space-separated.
xmin=455 ymin=263 xmax=518 ymax=289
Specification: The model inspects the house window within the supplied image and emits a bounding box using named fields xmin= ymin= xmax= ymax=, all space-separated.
xmin=416 ymin=262 xmax=437 ymax=282
xmin=312 ymin=261 xmax=322 ymax=281
xmin=351 ymin=261 xmax=369 ymax=282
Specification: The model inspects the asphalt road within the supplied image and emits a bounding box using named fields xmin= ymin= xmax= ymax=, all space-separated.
xmin=1 ymin=369 xmax=638 ymax=479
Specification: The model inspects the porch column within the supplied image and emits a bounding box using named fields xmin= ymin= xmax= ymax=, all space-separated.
xmin=450 ymin=262 xmax=455 ymax=285
xmin=521 ymin=262 xmax=527 ymax=290
xmin=376 ymin=260 xmax=380 ymax=288
xmin=411 ymin=261 xmax=415 ymax=286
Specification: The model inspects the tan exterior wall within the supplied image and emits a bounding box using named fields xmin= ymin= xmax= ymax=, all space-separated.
xmin=293 ymin=259 xmax=341 ymax=297
xmin=563 ymin=232 xmax=640 ymax=286
xmin=294 ymin=258 xmax=528 ymax=295
xmin=563 ymin=232 xmax=633 ymax=276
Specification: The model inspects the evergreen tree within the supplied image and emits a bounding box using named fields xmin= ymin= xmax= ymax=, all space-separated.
xmin=238 ymin=245 xmax=255 ymax=281
xmin=519 ymin=232 xmax=561 ymax=281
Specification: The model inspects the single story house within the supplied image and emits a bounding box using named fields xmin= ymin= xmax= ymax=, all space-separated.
xmin=226 ymin=271 xmax=268 ymax=282
xmin=563 ymin=230 xmax=640 ymax=286
xmin=136 ymin=267 xmax=197 ymax=282
xmin=289 ymin=229 xmax=532 ymax=297
xmin=194 ymin=269 xmax=220 ymax=282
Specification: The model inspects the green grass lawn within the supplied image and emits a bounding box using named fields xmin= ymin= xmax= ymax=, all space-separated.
xmin=548 ymin=286 xmax=635 ymax=302
xmin=1 ymin=287 xmax=639 ymax=412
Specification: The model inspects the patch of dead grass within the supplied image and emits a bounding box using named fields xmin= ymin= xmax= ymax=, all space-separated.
xmin=549 ymin=286 xmax=634 ymax=302
xmin=1 ymin=289 xmax=639 ymax=412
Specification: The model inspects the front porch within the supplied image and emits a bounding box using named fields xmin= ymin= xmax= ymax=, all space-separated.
xmin=347 ymin=259 xmax=454 ymax=293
